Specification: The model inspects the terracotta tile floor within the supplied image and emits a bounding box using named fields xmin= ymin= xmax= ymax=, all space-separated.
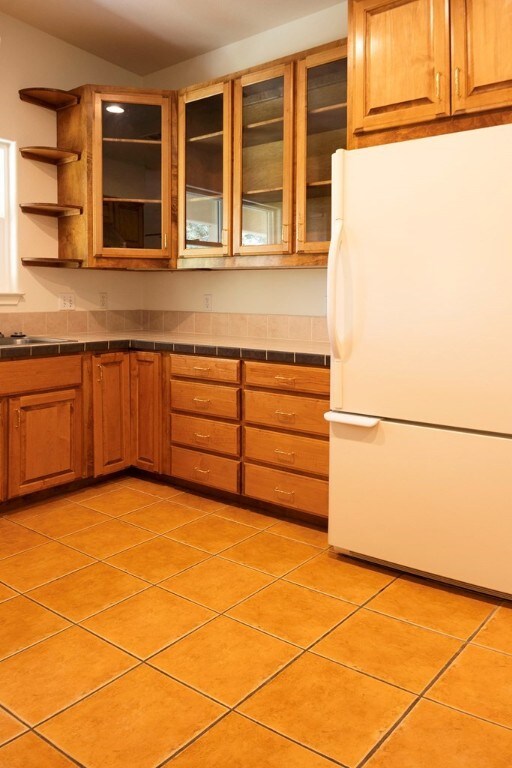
xmin=0 ymin=473 xmax=510 ymax=768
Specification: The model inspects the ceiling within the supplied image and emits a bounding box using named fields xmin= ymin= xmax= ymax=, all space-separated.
xmin=0 ymin=0 xmax=340 ymax=76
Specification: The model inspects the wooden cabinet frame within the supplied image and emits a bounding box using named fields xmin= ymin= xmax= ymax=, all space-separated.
xmin=178 ymin=82 xmax=233 ymax=259
xmin=233 ymin=63 xmax=294 ymax=257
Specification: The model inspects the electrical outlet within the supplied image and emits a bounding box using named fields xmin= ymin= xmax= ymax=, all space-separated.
xmin=203 ymin=293 xmax=213 ymax=311
xmin=58 ymin=293 xmax=75 ymax=311
xmin=99 ymin=292 xmax=108 ymax=310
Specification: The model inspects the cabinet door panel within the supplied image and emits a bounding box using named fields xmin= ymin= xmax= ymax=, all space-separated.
xmin=233 ymin=64 xmax=294 ymax=256
xmin=93 ymin=93 xmax=171 ymax=260
xmin=130 ymin=352 xmax=161 ymax=473
xmin=178 ymin=82 xmax=232 ymax=258
xmin=350 ymin=0 xmax=450 ymax=132
xmin=296 ymin=47 xmax=347 ymax=254
xmin=451 ymin=0 xmax=512 ymax=114
xmin=8 ymin=389 xmax=82 ymax=497
xmin=93 ymin=353 xmax=130 ymax=476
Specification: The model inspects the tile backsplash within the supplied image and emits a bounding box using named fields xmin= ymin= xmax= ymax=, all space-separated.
xmin=0 ymin=311 xmax=328 ymax=342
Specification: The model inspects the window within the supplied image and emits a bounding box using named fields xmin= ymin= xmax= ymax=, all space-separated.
xmin=0 ymin=138 xmax=22 ymax=304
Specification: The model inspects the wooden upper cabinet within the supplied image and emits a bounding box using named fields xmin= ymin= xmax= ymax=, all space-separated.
xmin=233 ymin=64 xmax=294 ymax=256
xmin=178 ymin=82 xmax=232 ymax=260
xmin=350 ymin=0 xmax=451 ymax=133
xmin=451 ymin=0 xmax=512 ymax=114
xmin=296 ymin=46 xmax=347 ymax=254
xmin=57 ymin=85 xmax=175 ymax=269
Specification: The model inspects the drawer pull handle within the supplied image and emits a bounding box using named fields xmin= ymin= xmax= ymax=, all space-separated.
xmin=274 ymin=486 xmax=295 ymax=498
xmin=194 ymin=467 xmax=210 ymax=475
xmin=193 ymin=397 xmax=211 ymax=404
xmin=194 ymin=432 xmax=211 ymax=441
xmin=274 ymin=375 xmax=295 ymax=383
xmin=193 ymin=366 xmax=211 ymax=372
xmin=274 ymin=449 xmax=295 ymax=460
xmin=275 ymin=410 xmax=295 ymax=418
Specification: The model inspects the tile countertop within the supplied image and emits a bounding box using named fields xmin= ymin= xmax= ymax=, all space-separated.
xmin=0 ymin=332 xmax=331 ymax=367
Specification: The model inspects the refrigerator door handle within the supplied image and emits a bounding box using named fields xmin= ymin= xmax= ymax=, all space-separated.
xmin=327 ymin=218 xmax=344 ymax=361
xmin=324 ymin=411 xmax=380 ymax=428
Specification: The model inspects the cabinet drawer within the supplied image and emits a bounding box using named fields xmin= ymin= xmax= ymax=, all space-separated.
xmin=0 ymin=355 xmax=82 ymax=396
xmin=244 ymin=426 xmax=328 ymax=476
xmin=171 ymin=354 xmax=240 ymax=383
xmin=244 ymin=361 xmax=329 ymax=395
xmin=171 ymin=446 xmax=240 ymax=494
xmin=172 ymin=414 xmax=240 ymax=457
xmin=171 ymin=380 xmax=240 ymax=420
xmin=244 ymin=463 xmax=328 ymax=517
xmin=244 ymin=390 xmax=328 ymax=436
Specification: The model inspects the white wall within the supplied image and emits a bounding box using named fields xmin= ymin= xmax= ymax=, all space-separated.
xmin=0 ymin=11 xmax=143 ymax=312
xmin=143 ymin=2 xmax=346 ymax=316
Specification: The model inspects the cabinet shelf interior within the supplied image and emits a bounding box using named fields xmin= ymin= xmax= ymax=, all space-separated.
xmin=187 ymin=130 xmax=223 ymax=145
xmin=103 ymin=138 xmax=162 ymax=145
xmin=103 ymin=197 xmax=162 ymax=203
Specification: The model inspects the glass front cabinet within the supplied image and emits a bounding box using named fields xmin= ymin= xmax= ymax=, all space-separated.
xmin=178 ymin=82 xmax=232 ymax=262
xmin=296 ymin=46 xmax=348 ymax=254
xmin=233 ymin=64 xmax=294 ymax=258
xmin=93 ymin=91 xmax=173 ymax=267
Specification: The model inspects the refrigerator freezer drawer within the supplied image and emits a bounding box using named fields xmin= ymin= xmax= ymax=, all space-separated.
xmin=329 ymin=419 xmax=512 ymax=595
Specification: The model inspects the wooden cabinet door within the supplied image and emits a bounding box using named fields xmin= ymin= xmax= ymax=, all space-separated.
xmin=93 ymin=92 xmax=172 ymax=265
xmin=233 ymin=63 xmax=294 ymax=256
xmin=130 ymin=351 xmax=161 ymax=473
xmin=296 ymin=45 xmax=347 ymax=254
xmin=451 ymin=0 xmax=512 ymax=114
xmin=350 ymin=0 xmax=451 ymax=132
xmin=93 ymin=353 xmax=130 ymax=476
xmin=8 ymin=389 xmax=82 ymax=497
xmin=178 ymin=82 xmax=232 ymax=260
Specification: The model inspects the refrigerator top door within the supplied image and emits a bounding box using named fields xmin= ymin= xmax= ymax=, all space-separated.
xmin=340 ymin=124 xmax=512 ymax=434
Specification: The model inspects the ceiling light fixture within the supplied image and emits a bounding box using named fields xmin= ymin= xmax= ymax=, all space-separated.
xmin=106 ymin=105 xmax=124 ymax=114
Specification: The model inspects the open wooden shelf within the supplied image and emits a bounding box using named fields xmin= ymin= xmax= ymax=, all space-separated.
xmin=19 ymin=88 xmax=79 ymax=111
xmin=21 ymin=257 xmax=84 ymax=268
xmin=20 ymin=203 xmax=82 ymax=218
xmin=20 ymin=146 xmax=80 ymax=165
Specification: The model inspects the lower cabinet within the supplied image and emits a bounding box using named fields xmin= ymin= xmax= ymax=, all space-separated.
xmin=92 ymin=352 xmax=131 ymax=476
xmin=130 ymin=351 xmax=162 ymax=473
xmin=8 ymin=388 xmax=83 ymax=497
xmin=243 ymin=361 xmax=330 ymax=518
xmin=169 ymin=354 xmax=242 ymax=494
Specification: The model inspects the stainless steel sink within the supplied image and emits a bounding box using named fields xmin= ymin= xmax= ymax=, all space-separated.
xmin=0 ymin=337 xmax=77 ymax=346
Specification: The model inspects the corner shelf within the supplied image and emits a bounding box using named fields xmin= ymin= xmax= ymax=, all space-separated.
xmin=20 ymin=203 xmax=83 ymax=218
xmin=19 ymin=88 xmax=79 ymax=111
xmin=21 ymin=257 xmax=84 ymax=268
xmin=20 ymin=146 xmax=80 ymax=165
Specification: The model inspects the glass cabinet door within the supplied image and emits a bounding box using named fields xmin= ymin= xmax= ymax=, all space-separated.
xmin=233 ymin=64 xmax=293 ymax=256
xmin=178 ymin=83 xmax=231 ymax=259
xmin=296 ymin=47 xmax=347 ymax=253
xmin=94 ymin=93 xmax=170 ymax=259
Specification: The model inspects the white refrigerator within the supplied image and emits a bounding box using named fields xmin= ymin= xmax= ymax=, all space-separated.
xmin=325 ymin=124 xmax=512 ymax=597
